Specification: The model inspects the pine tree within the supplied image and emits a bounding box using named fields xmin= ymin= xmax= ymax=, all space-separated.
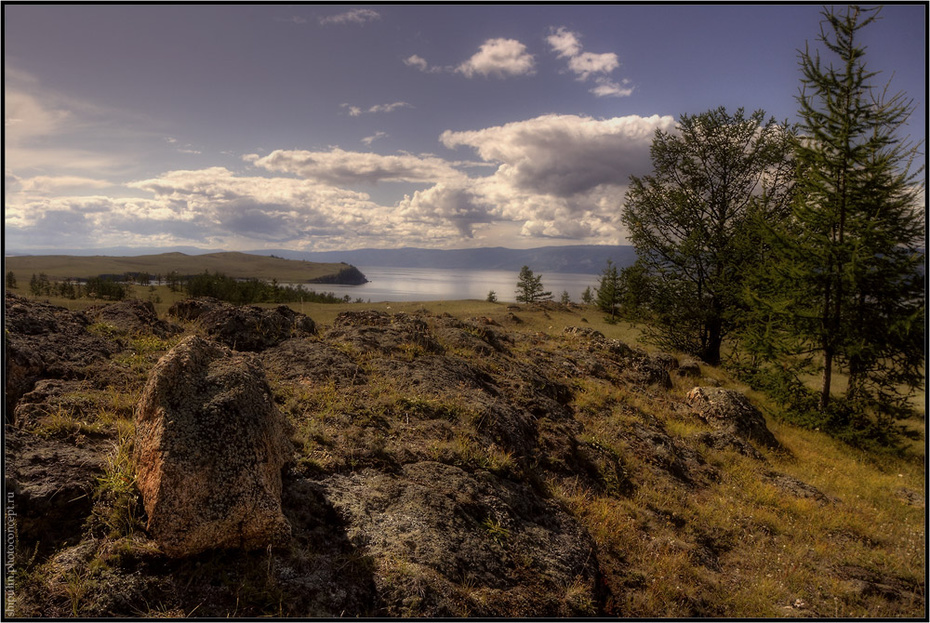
xmin=749 ymin=5 xmax=924 ymax=421
xmin=514 ymin=266 xmax=552 ymax=304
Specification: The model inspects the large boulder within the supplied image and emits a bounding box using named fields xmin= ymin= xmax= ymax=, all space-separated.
xmin=134 ymin=336 xmax=294 ymax=557
xmin=686 ymin=387 xmax=780 ymax=450
xmin=168 ymin=297 xmax=315 ymax=351
xmin=85 ymin=299 xmax=181 ymax=339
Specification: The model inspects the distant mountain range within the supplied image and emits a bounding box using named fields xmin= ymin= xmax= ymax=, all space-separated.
xmin=5 ymin=245 xmax=638 ymax=275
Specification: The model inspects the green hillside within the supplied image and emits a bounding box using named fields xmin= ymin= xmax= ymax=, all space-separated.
xmin=4 ymin=252 xmax=360 ymax=283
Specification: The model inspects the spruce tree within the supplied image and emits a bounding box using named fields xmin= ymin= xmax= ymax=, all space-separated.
xmin=748 ymin=5 xmax=924 ymax=421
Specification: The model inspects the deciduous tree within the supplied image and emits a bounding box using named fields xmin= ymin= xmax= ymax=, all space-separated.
xmin=622 ymin=107 xmax=795 ymax=364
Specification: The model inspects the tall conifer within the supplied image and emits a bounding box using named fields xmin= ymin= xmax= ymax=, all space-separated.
xmin=748 ymin=5 xmax=924 ymax=421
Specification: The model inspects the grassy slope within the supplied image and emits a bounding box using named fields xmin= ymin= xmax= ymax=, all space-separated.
xmin=3 ymin=252 xmax=353 ymax=283
xmin=10 ymin=286 xmax=925 ymax=617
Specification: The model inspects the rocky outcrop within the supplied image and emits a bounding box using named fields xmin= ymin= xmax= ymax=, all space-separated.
xmin=7 ymin=295 xmax=916 ymax=619
xmin=134 ymin=336 xmax=294 ymax=557
xmin=4 ymin=431 xmax=108 ymax=555
xmin=4 ymin=292 xmax=119 ymax=418
xmin=687 ymin=386 xmax=780 ymax=450
xmin=321 ymin=461 xmax=601 ymax=617
xmin=85 ymin=299 xmax=181 ymax=338
xmin=168 ymin=297 xmax=315 ymax=351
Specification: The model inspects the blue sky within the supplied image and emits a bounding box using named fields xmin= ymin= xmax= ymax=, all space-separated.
xmin=4 ymin=3 xmax=926 ymax=252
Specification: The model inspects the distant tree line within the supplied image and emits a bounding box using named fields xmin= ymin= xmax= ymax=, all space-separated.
xmin=8 ymin=269 xmax=357 ymax=306
xmin=184 ymin=271 xmax=354 ymax=305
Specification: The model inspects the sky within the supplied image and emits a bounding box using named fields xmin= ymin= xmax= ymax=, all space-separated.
xmin=4 ymin=3 xmax=927 ymax=253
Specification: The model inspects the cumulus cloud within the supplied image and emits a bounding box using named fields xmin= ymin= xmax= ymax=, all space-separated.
xmin=434 ymin=113 xmax=675 ymax=240
xmin=590 ymin=78 xmax=634 ymax=98
xmin=396 ymin=183 xmax=492 ymax=237
xmin=441 ymin=113 xmax=673 ymax=196
xmin=456 ymin=38 xmax=535 ymax=78
xmin=567 ymin=52 xmax=620 ymax=81
xmin=244 ymin=148 xmax=465 ymax=186
xmin=547 ymin=26 xmax=632 ymax=98
xmin=547 ymin=28 xmax=582 ymax=58
xmin=319 ymin=9 xmax=380 ymax=26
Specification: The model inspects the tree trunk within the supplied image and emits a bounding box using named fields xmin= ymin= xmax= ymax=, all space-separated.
xmin=820 ymin=345 xmax=834 ymax=411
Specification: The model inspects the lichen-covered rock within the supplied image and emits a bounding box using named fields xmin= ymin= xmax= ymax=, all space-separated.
xmin=134 ymin=336 xmax=293 ymax=557
xmin=4 ymin=292 xmax=118 ymax=417
xmin=686 ymin=387 xmax=780 ymax=449
xmin=327 ymin=310 xmax=442 ymax=355
xmin=322 ymin=461 xmax=601 ymax=617
xmin=168 ymin=297 xmax=315 ymax=351
xmin=676 ymin=359 xmax=702 ymax=378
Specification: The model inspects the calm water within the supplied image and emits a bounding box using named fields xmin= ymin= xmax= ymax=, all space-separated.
xmin=303 ymin=266 xmax=601 ymax=303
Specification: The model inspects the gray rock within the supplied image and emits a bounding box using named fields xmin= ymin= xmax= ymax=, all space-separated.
xmin=686 ymin=387 xmax=780 ymax=449
xmin=676 ymin=359 xmax=702 ymax=377
xmin=4 ymin=292 xmax=118 ymax=417
xmin=85 ymin=299 xmax=181 ymax=339
xmin=134 ymin=336 xmax=293 ymax=557
xmin=322 ymin=461 xmax=600 ymax=617
xmin=168 ymin=297 xmax=315 ymax=351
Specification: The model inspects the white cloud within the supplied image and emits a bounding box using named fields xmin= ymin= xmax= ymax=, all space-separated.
xmin=4 ymin=91 xmax=70 ymax=142
xmin=591 ymin=77 xmax=635 ymax=98
xmin=567 ymin=51 xmax=620 ymax=81
xmin=438 ymin=114 xmax=675 ymax=240
xmin=15 ymin=175 xmax=113 ymax=192
xmin=456 ymin=38 xmax=535 ymax=78
xmin=361 ymin=131 xmax=388 ymax=146
xmin=546 ymin=27 xmax=582 ymax=58
xmin=244 ymin=148 xmax=466 ymax=186
xmin=319 ymin=9 xmax=380 ymax=26
xmin=441 ymin=114 xmax=673 ymax=196
xmin=547 ymin=26 xmax=632 ymax=98
xmin=396 ymin=183 xmax=492 ymax=237
xmin=404 ymin=54 xmax=432 ymax=72
xmin=343 ymin=101 xmax=412 ymax=116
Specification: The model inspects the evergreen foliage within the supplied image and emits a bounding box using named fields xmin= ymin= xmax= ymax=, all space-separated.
xmin=514 ymin=266 xmax=552 ymax=304
xmin=183 ymin=271 xmax=351 ymax=305
xmin=743 ymin=5 xmax=925 ymax=433
xmin=595 ymin=260 xmax=622 ymax=322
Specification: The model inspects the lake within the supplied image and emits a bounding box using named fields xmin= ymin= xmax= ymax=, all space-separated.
xmin=303 ymin=266 xmax=602 ymax=303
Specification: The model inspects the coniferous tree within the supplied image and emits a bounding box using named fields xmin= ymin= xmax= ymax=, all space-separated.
xmin=622 ymin=107 xmax=795 ymax=364
xmin=747 ymin=5 xmax=924 ymax=425
xmin=514 ymin=266 xmax=551 ymax=304
xmin=580 ymin=286 xmax=594 ymax=305
xmin=595 ymin=259 xmax=622 ymax=321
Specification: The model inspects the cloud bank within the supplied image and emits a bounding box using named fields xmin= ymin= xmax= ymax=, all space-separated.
xmin=6 ymin=109 xmax=673 ymax=251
